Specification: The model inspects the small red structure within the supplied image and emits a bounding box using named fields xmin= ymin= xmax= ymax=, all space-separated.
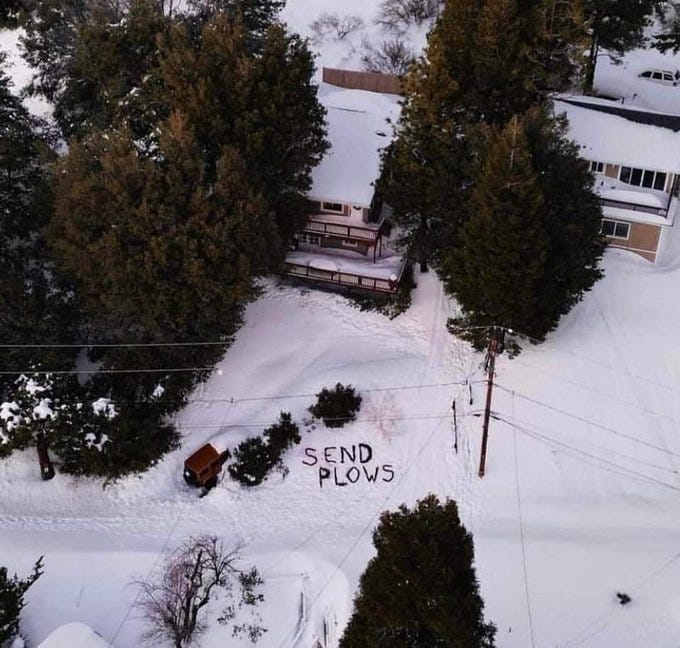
xmin=183 ymin=443 xmax=230 ymax=489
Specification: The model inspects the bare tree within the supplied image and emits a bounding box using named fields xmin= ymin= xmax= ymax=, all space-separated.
xmin=136 ymin=535 xmax=265 ymax=647
xmin=310 ymin=12 xmax=365 ymax=44
xmin=362 ymin=37 xmax=416 ymax=75
xmin=376 ymin=0 xmax=442 ymax=32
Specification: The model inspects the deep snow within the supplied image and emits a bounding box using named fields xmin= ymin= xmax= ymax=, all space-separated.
xmin=3 ymin=5 xmax=680 ymax=648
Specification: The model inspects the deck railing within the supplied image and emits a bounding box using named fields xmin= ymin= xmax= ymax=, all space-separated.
xmin=285 ymin=262 xmax=398 ymax=293
xmin=600 ymin=197 xmax=668 ymax=218
xmin=303 ymin=219 xmax=382 ymax=242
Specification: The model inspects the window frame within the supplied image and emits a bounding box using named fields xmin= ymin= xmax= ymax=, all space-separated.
xmin=589 ymin=160 xmax=604 ymax=174
xmin=321 ymin=201 xmax=345 ymax=215
xmin=342 ymin=239 xmax=359 ymax=249
xmin=601 ymin=219 xmax=631 ymax=240
xmin=619 ymin=166 xmax=667 ymax=192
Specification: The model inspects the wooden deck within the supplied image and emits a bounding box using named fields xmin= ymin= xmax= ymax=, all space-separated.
xmin=303 ymin=218 xmax=383 ymax=242
xmin=284 ymin=261 xmax=401 ymax=294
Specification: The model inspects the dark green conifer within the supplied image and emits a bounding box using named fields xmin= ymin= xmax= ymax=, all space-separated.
xmin=340 ymin=495 xmax=496 ymax=647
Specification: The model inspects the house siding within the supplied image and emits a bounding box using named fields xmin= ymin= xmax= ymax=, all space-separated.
xmin=607 ymin=221 xmax=661 ymax=262
xmin=320 ymin=237 xmax=370 ymax=256
xmin=322 ymin=67 xmax=404 ymax=95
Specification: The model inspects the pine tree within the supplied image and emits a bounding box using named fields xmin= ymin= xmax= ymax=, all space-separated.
xmin=379 ymin=0 xmax=556 ymax=270
xmin=582 ymin=0 xmax=660 ymax=90
xmin=442 ymin=116 xmax=549 ymax=343
xmin=185 ymin=0 xmax=285 ymax=49
xmin=0 ymin=0 xmax=24 ymax=28
xmin=0 ymin=557 xmax=43 ymax=644
xmin=0 ymin=54 xmax=77 ymax=392
xmin=340 ymin=495 xmax=495 ymax=647
xmin=20 ymin=0 xmax=121 ymax=105
xmin=157 ymin=13 xmax=327 ymax=248
xmin=55 ymin=0 xmax=171 ymax=138
xmin=442 ymin=110 xmax=604 ymax=347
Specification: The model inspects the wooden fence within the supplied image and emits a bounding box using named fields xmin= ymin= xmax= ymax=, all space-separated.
xmin=322 ymin=67 xmax=404 ymax=95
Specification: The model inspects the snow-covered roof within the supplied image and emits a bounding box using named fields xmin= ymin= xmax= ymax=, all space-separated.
xmin=310 ymin=84 xmax=401 ymax=208
xmin=37 ymin=623 xmax=109 ymax=648
xmin=555 ymin=96 xmax=680 ymax=173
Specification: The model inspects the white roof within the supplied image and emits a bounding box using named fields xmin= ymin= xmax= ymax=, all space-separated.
xmin=310 ymin=84 xmax=401 ymax=207
xmin=555 ymin=96 xmax=680 ymax=173
xmin=37 ymin=623 xmax=109 ymax=648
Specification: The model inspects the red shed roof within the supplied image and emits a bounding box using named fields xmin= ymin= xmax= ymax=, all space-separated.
xmin=185 ymin=443 xmax=220 ymax=473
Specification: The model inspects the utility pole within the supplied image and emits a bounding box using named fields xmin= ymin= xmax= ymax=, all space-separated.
xmin=478 ymin=328 xmax=500 ymax=478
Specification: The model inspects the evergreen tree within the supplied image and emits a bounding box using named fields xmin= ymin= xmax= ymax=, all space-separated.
xmin=0 ymin=54 xmax=77 ymax=393
xmin=185 ymin=0 xmax=285 ymax=48
xmin=0 ymin=0 xmax=24 ymax=28
xmin=379 ymin=0 xmax=555 ymax=270
xmin=0 ymin=557 xmax=43 ymax=644
xmin=20 ymin=0 xmax=121 ymax=105
xmin=442 ymin=116 xmax=548 ymax=343
xmin=55 ymin=0 xmax=171 ymax=138
xmin=340 ymin=495 xmax=495 ymax=647
xmin=655 ymin=2 xmax=680 ymax=52
xmin=582 ymin=0 xmax=660 ymax=90
xmin=442 ymin=110 xmax=603 ymax=346
xmin=50 ymin=112 xmax=277 ymax=402
xmin=157 ymin=13 xmax=328 ymax=247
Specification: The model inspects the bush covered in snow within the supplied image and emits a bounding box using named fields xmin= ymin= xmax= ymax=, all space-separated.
xmin=228 ymin=412 xmax=301 ymax=486
xmin=308 ymin=383 xmax=362 ymax=428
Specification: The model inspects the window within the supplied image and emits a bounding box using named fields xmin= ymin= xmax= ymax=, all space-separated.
xmin=342 ymin=239 xmax=358 ymax=248
xmin=641 ymin=71 xmax=652 ymax=78
xmin=589 ymin=160 xmax=604 ymax=173
xmin=321 ymin=201 xmax=344 ymax=214
xmin=653 ymin=72 xmax=663 ymax=80
xmin=601 ymin=219 xmax=630 ymax=239
xmin=664 ymin=73 xmax=675 ymax=82
xmin=619 ymin=166 xmax=667 ymax=191
xmin=300 ymin=233 xmax=320 ymax=245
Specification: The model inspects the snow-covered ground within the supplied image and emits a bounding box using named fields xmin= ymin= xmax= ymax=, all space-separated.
xmin=4 ymin=5 xmax=680 ymax=648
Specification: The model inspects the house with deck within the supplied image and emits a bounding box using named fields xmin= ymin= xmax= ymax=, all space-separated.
xmin=557 ymin=96 xmax=680 ymax=263
xmin=285 ymin=69 xmax=408 ymax=294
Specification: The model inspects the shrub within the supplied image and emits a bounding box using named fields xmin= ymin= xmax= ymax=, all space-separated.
xmin=264 ymin=412 xmax=301 ymax=454
xmin=376 ymin=0 xmax=441 ymax=32
xmin=362 ymin=38 xmax=416 ymax=76
xmin=310 ymin=13 xmax=365 ymax=43
xmin=308 ymin=383 xmax=362 ymax=428
xmin=229 ymin=413 xmax=301 ymax=487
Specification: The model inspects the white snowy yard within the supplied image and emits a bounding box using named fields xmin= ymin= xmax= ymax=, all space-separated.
xmin=3 ymin=230 xmax=680 ymax=647
xmin=4 ymin=4 xmax=680 ymax=648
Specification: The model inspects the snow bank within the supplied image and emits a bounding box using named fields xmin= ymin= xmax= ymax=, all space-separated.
xmin=36 ymin=623 xmax=108 ymax=648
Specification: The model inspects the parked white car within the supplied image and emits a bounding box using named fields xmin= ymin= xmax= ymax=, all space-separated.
xmin=638 ymin=69 xmax=679 ymax=86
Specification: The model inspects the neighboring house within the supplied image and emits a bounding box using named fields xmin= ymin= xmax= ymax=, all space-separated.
xmin=557 ymin=96 xmax=680 ymax=262
xmin=284 ymin=69 xmax=408 ymax=294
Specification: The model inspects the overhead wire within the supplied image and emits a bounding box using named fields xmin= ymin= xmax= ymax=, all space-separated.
xmin=496 ymin=416 xmax=680 ymax=494
xmin=493 ymin=383 xmax=680 ymax=458
xmin=510 ymin=390 xmax=537 ymax=648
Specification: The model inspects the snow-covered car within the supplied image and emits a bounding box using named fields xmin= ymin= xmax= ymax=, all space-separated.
xmin=638 ymin=69 xmax=679 ymax=86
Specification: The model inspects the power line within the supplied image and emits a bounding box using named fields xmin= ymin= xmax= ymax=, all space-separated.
xmin=510 ymin=392 xmax=537 ymax=648
xmin=497 ymin=417 xmax=680 ymax=494
xmin=507 ymin=414 xmax=679 ymax=476
xmin=177 ymin=411 xmax=481 ymax=432
xmin=493 ymin=384 xmax=680 ymax=458
xmin=508 ymin=358 xmax=676 ymax=424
